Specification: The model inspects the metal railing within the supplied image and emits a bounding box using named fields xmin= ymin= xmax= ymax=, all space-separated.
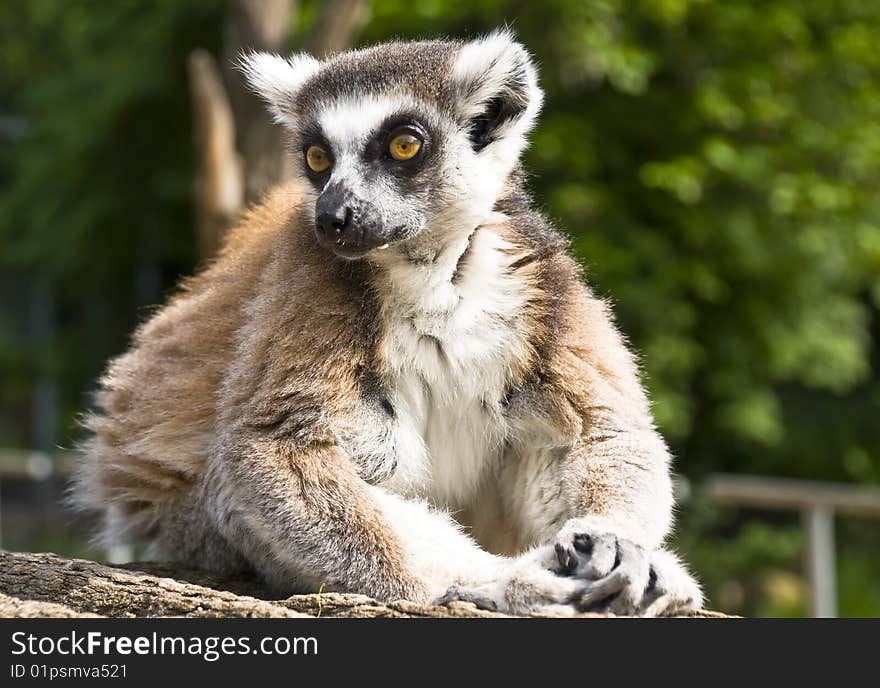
xmin=0 ymin=448 xmax=134 ymax=563
xmin=701 ymin=473 xmax=880 ymax=617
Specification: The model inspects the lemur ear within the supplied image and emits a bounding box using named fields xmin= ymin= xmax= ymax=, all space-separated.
xmin=237 ymin=51 xmax=322 ymax=123
xmin=450 ymin=30 xmax=543 ymax=153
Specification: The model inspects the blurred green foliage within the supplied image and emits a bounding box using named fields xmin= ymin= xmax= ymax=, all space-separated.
xmin=0 ymin=0 xmax=878 ymax=616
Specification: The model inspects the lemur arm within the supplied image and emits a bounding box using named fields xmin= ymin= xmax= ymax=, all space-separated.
xmin=490 ymin=285 xmax=702 ymax=615
xmin=559 ymin=394 xmax=674 ymax=550
xmin=496 ymin=387 xmax=703 ymax=615
xmin=545 ymin=290 xmax=702 ymax=615
xmin=542 ymin=284 xmax=672 ymax=540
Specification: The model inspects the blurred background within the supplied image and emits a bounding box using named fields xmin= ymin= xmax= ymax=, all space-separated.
xmin=1 ymin=0 xmax=879 ymax=617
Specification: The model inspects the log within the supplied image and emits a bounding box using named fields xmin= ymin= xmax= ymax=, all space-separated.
xmin=0 ymin=551 xmax=302 ymax=618
xmin=0 ymin=592 xmax=100 ymax=619
xmin=0 ymin=550 xmax=729 ymax=618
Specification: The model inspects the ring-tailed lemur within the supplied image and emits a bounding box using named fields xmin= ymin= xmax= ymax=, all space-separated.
xmin=74 ymin=30 xmax=702 ymax=616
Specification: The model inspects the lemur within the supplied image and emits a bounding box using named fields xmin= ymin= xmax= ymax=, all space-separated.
xmin=74 ymin=31 xmax=703 ymax=616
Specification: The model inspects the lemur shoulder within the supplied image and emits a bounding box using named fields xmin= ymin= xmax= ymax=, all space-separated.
xmin=75 ymin=30 xmax=703 ymax=616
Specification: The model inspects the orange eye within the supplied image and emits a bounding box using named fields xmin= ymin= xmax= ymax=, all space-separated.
xmin=389 ymin=133 xmax=422 ymax=161
xmin=306 ymin=145 xmax=331 ymax=172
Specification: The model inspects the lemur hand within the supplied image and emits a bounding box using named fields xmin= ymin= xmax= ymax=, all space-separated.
xmin=436 ymin=549 xmax=594 ymax=616
xmin=552 ymin=518 xmax=703 ymax=616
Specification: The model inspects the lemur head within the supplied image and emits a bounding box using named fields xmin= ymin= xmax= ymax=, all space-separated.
xmin=241 ymin=30 xmax=542 ymax=260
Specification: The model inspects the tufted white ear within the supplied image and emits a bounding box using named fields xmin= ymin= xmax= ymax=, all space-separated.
xmin=237 ymin=51 xmax=322 ymax=123
xmin=449 ymin=29 xmax=543 ymax=153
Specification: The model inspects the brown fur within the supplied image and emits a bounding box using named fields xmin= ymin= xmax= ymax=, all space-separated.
xmin=77 ymin=177 xmax=665 ymax=585
xmin=74 ymin=34 xmax=698 ymax=613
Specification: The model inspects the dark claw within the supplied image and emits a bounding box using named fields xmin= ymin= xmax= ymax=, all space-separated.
xmin=555 ymin=543 xmax=578 ymax=574
xmin=572 ymin=533 xmax=593 ymax=554
xmin=555 ymin=543 xmax=568 ymax=569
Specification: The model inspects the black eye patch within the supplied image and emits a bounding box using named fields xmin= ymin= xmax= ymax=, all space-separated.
xmin=375 ymin=111 xmax=427 ymax=135
xmin=298 ymin=120 xmax=328 ymax=150
xmin=298 ymin=121 xmax=334 ymax=185
xmin=362 ymin=113 xmax=434 ymax=177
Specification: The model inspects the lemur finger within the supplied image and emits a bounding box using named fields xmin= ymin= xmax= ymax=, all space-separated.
xmin=605 ymin=541 xmax=650 ymax=615
xmin=640 ymin=577 xmax=702 ymax=617
xmin=577 ymin=540 xmax=649 ymax=612
xmin=574 ymin=532 xmax=617 ymax=579
xmin=577 ymin=575 xmax=626 ymax=610
xmin=572 ymin=533 xmax=592 ymax=553
xmin=555 ymin=542 xmax=579 ymax=575
xmin=639 ymin=551 xmax=703 ymax=617
xmin=640 ymin=579 xmax=691 ymax=618
xmin=640 ymin=594 xmax=671 ymax=618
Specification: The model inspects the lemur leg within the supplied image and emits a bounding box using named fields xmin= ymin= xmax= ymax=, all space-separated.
xmin=201 ymin=438 xmax=590 ymax=615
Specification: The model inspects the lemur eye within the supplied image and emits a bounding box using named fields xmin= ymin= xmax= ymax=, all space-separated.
xmin=389 ymin=133 xmax=422 ymax=161
xmin=306 ymin=145 xmax=332 ymax=173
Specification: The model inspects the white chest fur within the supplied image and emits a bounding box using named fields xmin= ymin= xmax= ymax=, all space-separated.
xmin=374 ymin=225 xmax=529 ymax=507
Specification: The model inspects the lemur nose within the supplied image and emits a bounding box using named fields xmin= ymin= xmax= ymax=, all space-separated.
xmin=314 ymin=185 xmax=385 ymax=256
xmin=315 ymin=205 xmax=352 ymax=239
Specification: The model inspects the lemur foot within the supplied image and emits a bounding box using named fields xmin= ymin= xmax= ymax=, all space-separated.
xmin=552 ymin=522 xmax=703 ymax=616
xmin=436 ymin=551 xmax=590 ymax=616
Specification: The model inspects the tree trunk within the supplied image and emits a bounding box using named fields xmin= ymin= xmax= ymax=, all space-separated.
xmin=304 ymin=0 xmax=371 ymax=59
xmin=187 ymin=49 xmax=245 ymax=261
xmin=223 ymin=0 xmax=298 ymax=206
xmin=187 ymin=0 xmax=374 ymax=261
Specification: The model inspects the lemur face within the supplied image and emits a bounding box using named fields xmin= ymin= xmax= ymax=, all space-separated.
xmin=241 ymin=30 xmax=543 ymax=260
xmin=298 ymin=95 xmax=449 ymax=259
